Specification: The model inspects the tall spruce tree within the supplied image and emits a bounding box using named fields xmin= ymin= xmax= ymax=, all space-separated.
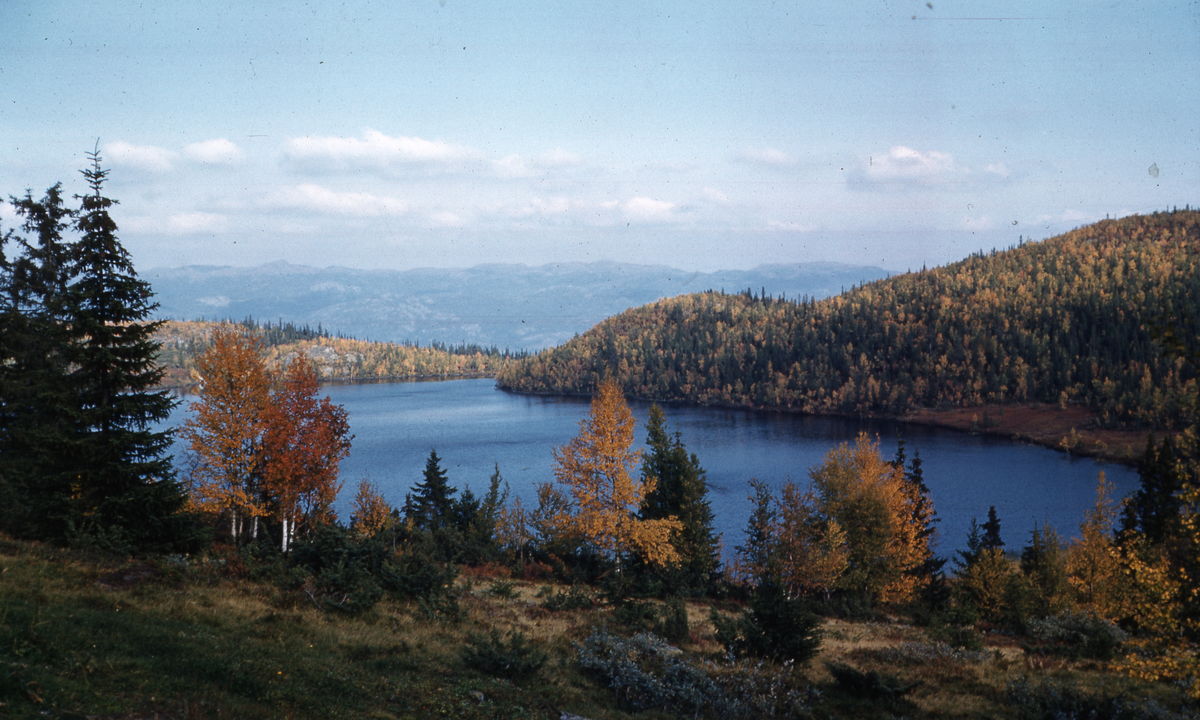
xmin=638 ymin=404 xmax=720 ymax=593
xmin=65 ymin=152 xmax=194 ymax=549
xmin=1121 ymin=434 xmax=1185 ymax=547
xmin=0 ymin=184 xmax=77 ymax=538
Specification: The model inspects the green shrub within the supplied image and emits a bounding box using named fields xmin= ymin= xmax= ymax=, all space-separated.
xmin=712 ymin=576 xmax=821 ymax=665
xmin=460 ymin=630 xmax=548 ymax=683
xmin=656 ymin=597 xmax=690 ymax=645
xmin=825 ymin=662 xmax=920 ymax=713
xmin=1025 ymin=610 xmax=1129 ymax=661
xmin=483 ymin=579 xmax=518 ymax=599
xmin=612 ymin=598 xmax=690 ymax=644
xmin=540 ymin=584 xmax=597 ymax=612
xmin=928 ymin=622 xmax=984 ymax=651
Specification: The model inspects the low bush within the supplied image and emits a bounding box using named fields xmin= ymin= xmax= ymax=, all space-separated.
xmin=1003 ymin=677 xmax=1195 ymax=720
xmin=825 ymin=661 xmax=921 ymax=713
xmin=539 ymin=584 xmax=597 ymax=612
xmin=711 ymin=577 xmax=821 ymax=665
xmin=576 ymin=630 xmax=818 ymax=719
xmin=461 ymin=630 xmax=548 ymax=683
xmin=612 ymin=598 xmax=691 ymax=644
xmin=1025 ymin=610 xmax=1129 ymax=661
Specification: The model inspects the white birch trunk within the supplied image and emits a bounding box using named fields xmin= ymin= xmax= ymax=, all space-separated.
xmin=251 ymin=515 xmax=259 ymax=540
xmin=281 ymin=517 xmax=289 ymax=553
xmin=231 ymin=511 xmax=238 ymax=542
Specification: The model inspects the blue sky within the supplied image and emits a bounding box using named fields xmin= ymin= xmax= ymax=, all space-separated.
xmin=2 ymin=1 xmax=1196 ymax=272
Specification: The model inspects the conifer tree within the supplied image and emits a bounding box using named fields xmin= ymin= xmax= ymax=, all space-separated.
xmin=981 ymin=506 xmax=1005 ymax=551
xmin=0 ymin=184 xmax=76 ymax=538
xmin=63 ymin=150 xmax=192 ymax=549
xmin=638 ymin=404 xmax=720 ymax=592
xmin=406 ymin=449 xmax=456 ymax=531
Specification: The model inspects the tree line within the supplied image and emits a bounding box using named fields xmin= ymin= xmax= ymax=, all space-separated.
xmin=498 ymin=211 xmax=1200 ymax=432
xmin=153 ymin=319 xmax=521 ymax=386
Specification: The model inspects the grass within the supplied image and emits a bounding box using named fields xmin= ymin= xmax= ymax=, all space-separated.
xmin=0 ymin=536 xmax=1194 ymax=719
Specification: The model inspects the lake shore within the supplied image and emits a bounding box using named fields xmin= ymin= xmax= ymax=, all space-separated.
xmin=901 ymin=402 xmax=1152 ymax=466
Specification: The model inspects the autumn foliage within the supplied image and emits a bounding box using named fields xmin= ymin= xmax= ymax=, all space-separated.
xmin=181 ymin=325 xmax=351 ymax=546
xmin=549 ymin=379 xmax=681 ymax=568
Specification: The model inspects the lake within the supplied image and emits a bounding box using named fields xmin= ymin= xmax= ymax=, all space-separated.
xmin=163 ymin=377 xmax=1141 ymax=559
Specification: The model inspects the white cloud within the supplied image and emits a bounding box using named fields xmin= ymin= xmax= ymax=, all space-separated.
xmin=984 ymin=162 xmax=1009 ymax=176
xmin=104 ymin=141 xmax=177 ymax=172
xmin=197 ymin=296 xmax=231 ymax=307
xmin=739 ymin=146 xmax=798 ymax=168
xmin=279 ymin=184 xmax=410 ymax=216
xmin=493 ymin=154 xmax=529 ymax=178
xmin=165 ymin=212 xmax=228 ymax=234
xmin=283 ymin=129 xmax=478 ymax=171
xmin=507 ymin=196 xmax=572 ymax=218
xmin=702 ymin=187 xmax=730 ymax=204
xmin=429 ymin=211 xmax=467 ymax=228
xmin=184 ymin=138 xmax=244 ymax=165
xmin=865 ymin=146 xmax=956 ymax=182
xmin=622 ymin=197 xmax=676 ymax=222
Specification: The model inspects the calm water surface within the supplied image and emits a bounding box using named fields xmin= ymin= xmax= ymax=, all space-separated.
xmin=165 ymin=378 xmax=1140 ymax=557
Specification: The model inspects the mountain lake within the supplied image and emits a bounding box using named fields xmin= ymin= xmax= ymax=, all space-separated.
xmin=163 ymin=377 xmax=1141 ymax=557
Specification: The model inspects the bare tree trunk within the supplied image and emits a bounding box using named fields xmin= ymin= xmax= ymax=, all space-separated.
xmin=251 ymin=515 xmax=259 ymax=540
xmin=231 ymin=511 xmax=239 ymax=542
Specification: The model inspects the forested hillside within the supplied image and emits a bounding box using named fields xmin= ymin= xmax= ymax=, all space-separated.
xmin=497 ymin=210 xmax=1200 ymax=431
xmin=154 ymin=318 xmax=517 ymax=387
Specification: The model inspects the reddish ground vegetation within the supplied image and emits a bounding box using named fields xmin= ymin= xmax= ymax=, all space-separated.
xmin=903 ymin=402 xmax=1155 ymax=465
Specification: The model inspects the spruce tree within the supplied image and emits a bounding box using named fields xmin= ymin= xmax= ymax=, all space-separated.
xmin=0 ymin=184 xmax=77 ymax=539
xmin=407 ymin=449 xmax=456 ymax=530
xmin=981 ymin=506 xmax=1005 ymax=551
xmin=1121 ymin=434 xmax=1184 ymax=546
xmin=638 ymin=404 xmax=720 ymax=593
xmin=63 ymin=151 xmax=194 ymax=550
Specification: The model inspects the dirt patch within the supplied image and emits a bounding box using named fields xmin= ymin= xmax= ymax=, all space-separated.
xmin=902 ymin=403 xmax=1155 ymax=465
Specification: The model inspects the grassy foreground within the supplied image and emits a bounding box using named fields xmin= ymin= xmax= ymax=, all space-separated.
xmin=0 ymin=535 xmax=1191 ymax=719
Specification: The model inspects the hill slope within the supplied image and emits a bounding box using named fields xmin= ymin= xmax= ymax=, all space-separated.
xmin=497 ymin=211 xmax=1200 ymax=432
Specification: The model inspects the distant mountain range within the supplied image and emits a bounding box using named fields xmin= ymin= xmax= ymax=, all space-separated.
xmin=144 ymin=261 xmax=891 ymax=351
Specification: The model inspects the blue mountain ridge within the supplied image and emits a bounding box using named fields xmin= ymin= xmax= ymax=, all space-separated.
xmin=144 ymin=261 xmax=891 ymax=352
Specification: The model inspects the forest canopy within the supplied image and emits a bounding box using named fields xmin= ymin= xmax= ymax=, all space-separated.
xmin=497 ymin=210 xmax=1200 ymax=432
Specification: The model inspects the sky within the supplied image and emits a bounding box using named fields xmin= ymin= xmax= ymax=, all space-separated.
xmin=1 ymin=1 xmax=1197 ymax=273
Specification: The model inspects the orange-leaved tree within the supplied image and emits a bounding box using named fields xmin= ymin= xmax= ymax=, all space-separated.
xmin=181 ymin=326 xmax=352 ymax=548
xmin=180 ymin=326 xmax=271 ymax=542
xmin=350 ymin=477 xmax=392 ymax=539
xmin=773 ymin=480 xmax=849 ymax=600
xmin=807 ymin=433 xmax=928 ymax=605
xmin=552 ymin=378 xmax=681 ymax=568
xmin=262 ymin=355 xmax=351 ymax=549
